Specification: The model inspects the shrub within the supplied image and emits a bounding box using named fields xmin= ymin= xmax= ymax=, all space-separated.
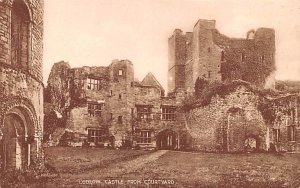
xmin=0 ymin=163 xmax=59 ymax=187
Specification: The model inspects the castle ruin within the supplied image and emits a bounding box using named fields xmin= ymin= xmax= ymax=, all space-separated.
xmin=168 ymin=19 xmax=276 ymax=93
xmin=45 ymin=19 xmax=299 ymax=153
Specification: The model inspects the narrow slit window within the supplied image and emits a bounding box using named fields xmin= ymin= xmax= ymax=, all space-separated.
xmin=221 ymin=51 xmax=225 ymax=61
xmin=208 ymin=71 xmax=212 ymax=78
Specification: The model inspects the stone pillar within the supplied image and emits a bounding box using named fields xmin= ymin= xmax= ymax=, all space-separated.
xmin=29 ymin=136 xmax=38 ymax=165
xmin=227 ymin=115 xmax=230 ymax=152
xmin=15 ymin=138 xmax=21 ymax=169
xmin=27 ymin=143 xmax=31 ymax=166
xmin=7 ymin=138 xmax=17 ymax=169
xmin=177 ymin=132 xmax=180 ymax=149
xmin=266 ymin=127 xmax=270 ymax=150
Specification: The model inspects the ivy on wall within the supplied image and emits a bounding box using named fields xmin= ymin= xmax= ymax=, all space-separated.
xmin=258 ymin=95 xmax=297 ymax=126
xmin=184 ymin=79 xmax=297 ymax=128
xmin=184 ymin=80 xmax=261 ymax=110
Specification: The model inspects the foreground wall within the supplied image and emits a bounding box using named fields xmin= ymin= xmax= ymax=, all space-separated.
xmin=0 ymin=0 xmax=44 ymax=169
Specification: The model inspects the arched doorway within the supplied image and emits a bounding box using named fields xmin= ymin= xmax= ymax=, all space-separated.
xmin=244 ymin=137 xmax=258 ymax=152
xmin=157 ymin=129 xmax=178 ymax=150
xmin=222 ymin=107 xmax=247 ymax=152
xmin=221 ymin=107 xmax=265 ymax=152
xmin=1 ymin=107 xmax=35 ymax=169
xmin=2 ymin=114 xmax=26 ymax=169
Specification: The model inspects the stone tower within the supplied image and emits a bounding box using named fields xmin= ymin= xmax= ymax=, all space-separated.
xmin=168 ymin=29 xmax=187 ymax=93
xmin=168 ymin=19 xmax=276 ymax=94
xmin=0 ymin=0 xmax=44 ymax=169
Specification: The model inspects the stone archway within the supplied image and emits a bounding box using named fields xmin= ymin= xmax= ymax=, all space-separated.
xmin=220 ymin=107 xmax=266 ymax=152
xmin=156 ymin=129 xmax=178 ymax=150
xmin=244 ymin=136 xmax=258 ymax=152
xmin=222 ymin=107 xmax=247 ymax=152
xmin=1 ymin=106 xmax=36 ymax=169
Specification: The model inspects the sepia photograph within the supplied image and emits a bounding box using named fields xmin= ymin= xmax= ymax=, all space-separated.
xmin=0 ymin=0 xmax=300 ymax=187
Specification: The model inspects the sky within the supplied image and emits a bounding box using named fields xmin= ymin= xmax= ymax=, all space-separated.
xmin=43 ymin=0 xmax=300 ymax=90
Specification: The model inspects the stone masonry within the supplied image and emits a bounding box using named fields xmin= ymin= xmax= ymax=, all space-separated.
xmin=185 ymin=85 xmax=267 ymax=152
xmin=168 ymin=19 xmax=275 ymax=94
xmin=44 ymin=18 xmax=299 ymax=153
xmin=45 ymin=60 xmax=187 ymax=149
xmin=0 ymin=0 xmax=44 ymax=169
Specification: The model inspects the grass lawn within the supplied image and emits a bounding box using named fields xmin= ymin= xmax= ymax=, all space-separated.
xmin=129 ymin=151 xmax=300 ymax=187
xmin=44 ymin=147 xmax=153 ymax=174
xmin=25 ymin=148 xmax=300 ymax=188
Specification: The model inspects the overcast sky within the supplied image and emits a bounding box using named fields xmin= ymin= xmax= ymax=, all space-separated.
xmin=43 ymin=0 xmax=300 ymax=89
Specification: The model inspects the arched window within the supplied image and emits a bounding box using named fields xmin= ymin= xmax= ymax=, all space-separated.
xmin=11 ymin=0 xmax=30 ymax=69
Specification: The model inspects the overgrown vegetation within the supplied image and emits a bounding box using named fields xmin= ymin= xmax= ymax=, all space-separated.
xmin=43 ymin=110 xmax=66 ymax=141
xmin=183 ymin=80 xmax=264 ymax=110
xmin=69 ymin=78 xmax=86 ymax=108
xmin=257 ymin=98 xmax=277 ymax=125
xmin=194 ymin=77 xmax=209 ymax=97
xmin=0 ymin=165 xmax=58 ymax=188
xmin=258 ymin=94 xmax=298 ymax=126
xmin=184 ymin=79 xmax=297 ymax=128
xmin=276 ymin=80 xmax=300 ymax=93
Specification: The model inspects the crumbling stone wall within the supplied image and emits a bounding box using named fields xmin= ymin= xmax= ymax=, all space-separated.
xmin=46 ymin=60 xmax=187 ymax=148
xmin=260 ymin=95 xmax=300 ymax=152
xmin=168 ymin=19 xmax=276 ymax=94
xmin=185 ymin=86 xmax=267 ymax=152
xmin=214 ymin=28 xmax=276 ymax=88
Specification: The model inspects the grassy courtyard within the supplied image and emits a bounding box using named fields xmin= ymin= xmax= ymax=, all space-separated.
xmin=44 ymin=147 xmax=152 ymax=174
xmin=23 ymin=147 xmax=300 ymax=187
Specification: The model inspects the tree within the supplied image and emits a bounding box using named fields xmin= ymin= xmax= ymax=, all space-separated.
xmin=194 ymin=77 xmax=208 ymax=97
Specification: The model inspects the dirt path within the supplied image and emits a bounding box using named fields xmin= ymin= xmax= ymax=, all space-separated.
xmin=63 ymin=150 xmax=169 ymax=179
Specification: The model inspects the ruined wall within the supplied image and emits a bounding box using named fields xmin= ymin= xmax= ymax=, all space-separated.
xmin=265 ymin=96 xmax=300 ymax=153
xmin=45 ymin=61 xmax=71 ymax=110
xmin=185 ymin=86 xmax=267 ymax=152
xmin=214 ymin=28 xmax=276 ymax=88
xmin=0 ymin=0 xmax=44 ymax=167
xmin=46 ymin=60 xmax=138 ymax=146
xmin=46 ymin=59 xmax=188 ymax=148
xmin=170 ymin=19 xmax=276 ymax=95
